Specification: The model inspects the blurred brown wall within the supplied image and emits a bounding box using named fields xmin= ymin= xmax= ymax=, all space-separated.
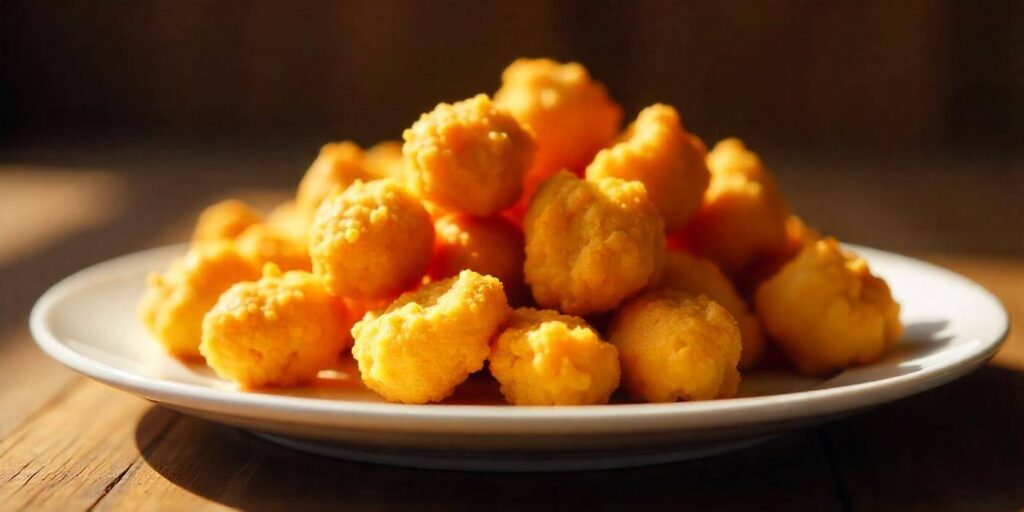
xmin=1 ymin=0 xmax=1020 ymax=154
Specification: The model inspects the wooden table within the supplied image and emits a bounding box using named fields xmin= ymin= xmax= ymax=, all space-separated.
xmin=1 ymin=147 xmax=1021 ymax=511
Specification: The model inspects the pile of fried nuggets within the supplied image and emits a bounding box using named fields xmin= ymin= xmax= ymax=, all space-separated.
xmin=139 ymin=59 xmax=903 ymax=406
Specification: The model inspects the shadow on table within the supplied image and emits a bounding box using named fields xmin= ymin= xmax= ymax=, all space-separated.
xmin=133 ymin=364 xmax=1024 ymax=511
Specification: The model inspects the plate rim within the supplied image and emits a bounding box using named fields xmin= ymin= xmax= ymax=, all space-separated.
xmin=29 ymin=243 xmax=1010 ymax=434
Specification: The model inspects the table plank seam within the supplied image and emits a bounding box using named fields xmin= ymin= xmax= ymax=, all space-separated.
xmin=86 ymin=409 xmax=184 ymax=511
xmin=817 ymin=428 xmax=853 ymax=512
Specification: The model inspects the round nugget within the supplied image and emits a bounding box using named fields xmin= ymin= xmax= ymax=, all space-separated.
xmin=200 ymin=264 xmax=349 ymax=388
xmin=429 ymin=213 xmax=527 ymax=304
xmin=609 ymin=290 xmax=742 ymax=402
xmin=235 ymin=223 xmax=311 ymax=272
xmin=495 ymin=58 xmax=622 ymax=177
xmin=524 ymin=171 xmax=665 ymax=315
xmin=586 ymin=104 xmax=710 ymax=230
xmin=309 ymin=179 xmax=434 ymax=300
xmin=296 ymin=141 xmax=371 ymax=217
xmin=191 ymin=199 xmax=263 ymax=244
xmin=403 ymin=94 xmax=536 ymax=215
xmin=351 ymin=270 xmax=510 ymax=404
xmin=138 ymin=241 xmax=260 ymax=360
xmin=754 ymin=238 xmax=902 ymax=376
xmin=656 ymin=250 xmax=765 ymax=369
xmin=489 ymin=308 xmax=619 ymax=405
xmin=266 ymin=199 xmax=310 ymax=242
xmin=673 ymin=138 xmax=789 ymax=277
xmin=744 ymin=215 xmax=820 ymax=289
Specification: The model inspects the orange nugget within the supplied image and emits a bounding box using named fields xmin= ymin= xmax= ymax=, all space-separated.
xmin=296 ymin=141 xmax=370 ymax=218
xmin=429 ymin=213 xmax=526 ymax=303
xmin=656 ymin=250 xmax=765 ymax=369
xmin=403 ymin=94 xmax=536 ymax=215
xmin=201 ymin=264 xmax=349 ymax=388
xmin=755 ymin=238 xmax=902 ymax=376
xmin=674 ymin=138 xmax=789 ymax=278
xmin=524 ymin=172 xmax=665 ymax=315
xmin=610 ymin=290 xmax=742 ymax=402
xmin=191 ymin=199 xmax=262 ymax=244
xmin=309 ymin=179 xmax=434 ymax=300
xmin=138 ymin=240 xmax=259 ymax=360
xmin=586 ymin=104 xmax=710 ymax=230
xmin=235 ymin=223 xmax=311 ymax=272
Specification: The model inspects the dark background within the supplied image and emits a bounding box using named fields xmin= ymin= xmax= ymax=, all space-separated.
xmin=2 ymin=0 xmax=1020 ymax=154
xmin=0 ymin=0 xmax=1021 ymax=258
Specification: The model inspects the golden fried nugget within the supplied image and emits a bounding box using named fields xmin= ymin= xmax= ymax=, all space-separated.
xmin=191 ymin=199 xmax=262 ymax=244
xmin=609 ymin=290 xmax=742 ymax=402
xmin=656 ymin=250 xmax=765 ymax=369
xmin=489 ymin=308 xmax=620 ymax=405
xmin=403 ymin=94 xmax=536 ymax=215
xmin=200 ymin=264 xmax=349 ymax=388
xmin=754 ymin=238 xmax=902 ymax=376
xmin=586 ymin=104 xmax=710 ymax=230
xmin=266 ymin=199 xmax=310 ymax=242
xmin=524 ymin=171 xmax=665 ymax=315
xmin=309 ymin=179 xmax=434 ymax=300
xmin=495 ymin=58 xmax=622 ymax=178
xmin=429 ymin=213 xmax=527 ymax=304
xmin=364 ymin=141 xmax=408 ymax=184
xmin=674 ymin=138 xmax=789 ymax=277
xmin=235 ymin=223 xmax=311 ymax=272
xmin=351 ymin=270 xmax=510 ymax=404
xmin=296 ymin=141 xmax=371 ymax=217
xmin=138 ymin=241 xmax=260 ymax=360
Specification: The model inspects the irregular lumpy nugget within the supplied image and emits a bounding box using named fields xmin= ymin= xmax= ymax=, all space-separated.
xmin=351 ymin=270 xmax=509 ymax=404
xmin=586 ymin=104 xmax=710 ymax=231
xmin=755 ymin=238 xmax=902 ymax=376
xmin=656 ymin=250 xmax=765 ymax=369
xmin=429 ymin=213 xmax=526 ymax=303
xmin=495 ymin=58 xmax=622 ymax=177
xmin=191 ymin=199 xmax=263 ymax=244
xmin=235 ymin=223 xmax=311 ymax=272
xmin=309 ymin=179 xmax=434 ymax=300
xmin=675 ymin=138 xmax=789 ymax=277
xmin=296 ymin=141 xmax=370 ymax=218
xmin=200 ymin=265 xmax=349 ymax=388
xmin=138 ymin=241 xmax=259 ymax=360
xmin=403 ymin=94 xmax=536 ymax=215
xmin=524 ymin=171 xmax=665 ymax=315
xmin=609 ymin=290 xmax=742 ymax=402
xmin=489 ymin=308 xmax=620 ymax=405
xmin=364 ymin=141 xmax=409 ymax=184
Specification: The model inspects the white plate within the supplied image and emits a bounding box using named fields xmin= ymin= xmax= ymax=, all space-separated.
xmin=30 ymin=244 xmax=1008 ymax=471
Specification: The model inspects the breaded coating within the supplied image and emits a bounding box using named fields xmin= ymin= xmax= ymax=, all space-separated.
xmin=523 ymin=171 xmax=665 ymax=315
xmin=364 ymin=141 xmax=408 ymax=184
xmin=235 ymin=223 xmax=311 ymax=272
xmin=191 ymin=199 xmax=263 ymax=244
xmin=674 ymin=138 xmax=789 ymax=277
xmin=754 ymin=238 xmax=902 ymax=376
xmin=609 ymin=290 xmax=742 ymax=402
xmin=429 ymin=213 xmax=527 ymax=304
xmin=403 ymin=94 xmax=536 ymax=215
xmin=489 ymin=308 xmax=620 ymax=405
xmin=495 ymin=58 xmax=622 ymax=178
xmin=138 ymin=241 xmax=259 ymax=360
xmin=200 ymin=265 xmax=349 ymax=388
xmin=266 ymin=199 xmax=310 ymax=243
xmin=309 ymin=179 xmax=434 ymax=300
xmin=656 ymin=250 xmax=765 ymax=369
xmin=351 ymin=270 xmax=510 ymax=404
xmin=296 ymin=141 xmax=371 ymax=217
xmin=586 ymin=104 xmax=710 ymax=230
